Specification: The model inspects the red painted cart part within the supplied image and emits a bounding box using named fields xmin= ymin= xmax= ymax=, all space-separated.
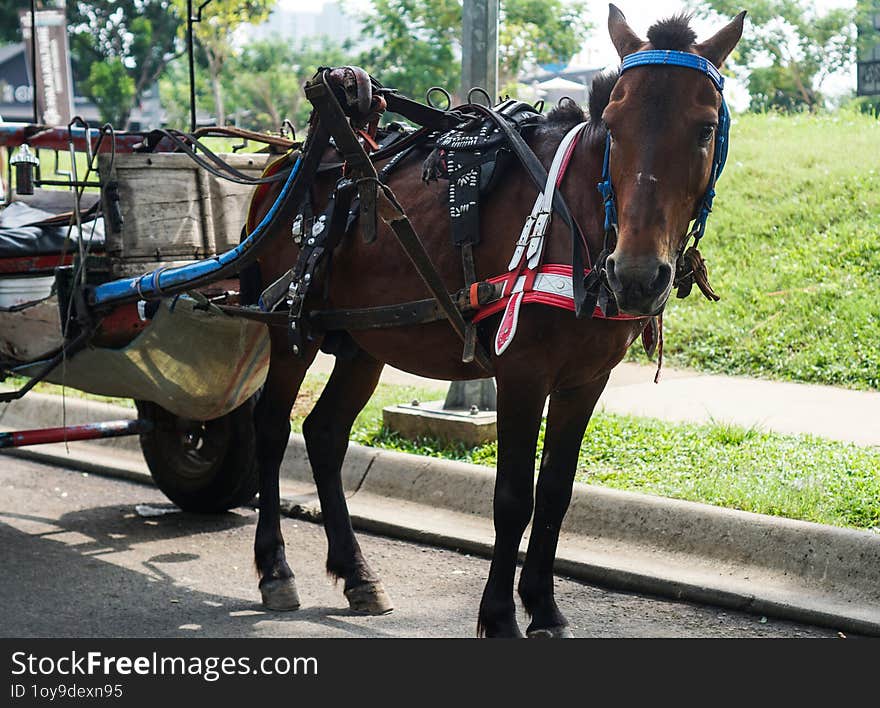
xmin=0 ymin=418 xmax=153 ymax=449
xmin=0 ymin=253 xmax=75 ymax=274
xmin=0 ymin=123 xmax=151 ymax=153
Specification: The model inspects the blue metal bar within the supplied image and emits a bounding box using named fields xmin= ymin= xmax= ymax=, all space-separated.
xmin=90 ymin=154 xmax=302 ymax=306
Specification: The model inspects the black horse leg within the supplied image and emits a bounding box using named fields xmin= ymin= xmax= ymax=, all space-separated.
xmin=477 ymin=374 xmax=548 ymax=638
xmin=517 ymin=375 xmax=609 ymax=637
xmin=301 ymin=346 xmax=392 ymax=614
xmin=254 ymin=334 xmax=320 ymax=611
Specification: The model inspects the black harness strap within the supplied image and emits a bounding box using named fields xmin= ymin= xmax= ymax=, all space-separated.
xmin=381 ymin=91 xmax=466 ymax=132
xmin=303 ymin=69 xmax=494 ymax=373
xmin=310 ymin=299 xmax=445 ymax=331
xmin=372 ymin=180 xmax=493 ymax=373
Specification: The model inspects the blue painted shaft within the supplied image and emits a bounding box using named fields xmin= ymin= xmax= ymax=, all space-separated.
xmin=90 ymin=155 xmax=303 ymax=306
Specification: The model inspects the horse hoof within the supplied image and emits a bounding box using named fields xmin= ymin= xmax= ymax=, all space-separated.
xmin=260 ymin=578 xmax=301 ymax=612
xmin=527 ymin=625 xmax=574 ymax=639
xmin=345 ymin=581 xmax=394 ymax=615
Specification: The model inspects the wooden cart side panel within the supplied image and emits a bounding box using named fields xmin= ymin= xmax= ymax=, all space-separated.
xmin=97 ymin=153 xmax=271 ymax=275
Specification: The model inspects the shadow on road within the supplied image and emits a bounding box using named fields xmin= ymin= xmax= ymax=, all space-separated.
xmin=0 ymin=502 xmax=394 ymax=638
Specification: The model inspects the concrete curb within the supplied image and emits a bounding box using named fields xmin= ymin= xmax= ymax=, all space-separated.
xmin=2 ymin=392 xmax=879 ymax=636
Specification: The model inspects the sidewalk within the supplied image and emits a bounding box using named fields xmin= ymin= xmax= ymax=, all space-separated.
xmin=312 ymin=353 xmax=880 ymax=447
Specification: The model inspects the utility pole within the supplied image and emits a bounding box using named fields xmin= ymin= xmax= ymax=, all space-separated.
xmin=447 ymin=0 xmax=500 ymax=414
xmin=461 ymin=0 xmax=499 ymax=101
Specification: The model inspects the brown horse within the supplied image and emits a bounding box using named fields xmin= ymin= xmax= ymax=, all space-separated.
xmin=246 ymin=6 xmax=745 ymax=637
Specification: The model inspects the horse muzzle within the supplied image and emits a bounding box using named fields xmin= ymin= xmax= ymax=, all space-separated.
xmin=604 ymin=253 xmax=674 ymax=316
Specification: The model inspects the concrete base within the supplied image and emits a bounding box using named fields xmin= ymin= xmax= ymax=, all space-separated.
xmin=382 ymin=400 xmax=497 ymax=446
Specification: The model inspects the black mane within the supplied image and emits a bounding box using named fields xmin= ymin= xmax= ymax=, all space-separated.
xmin=545 ymin=98 xmax=586 ymax=128
xmin=646 ymin=13 xmax=697 ymax=50
xmin=588 ymin=70 xmax=618 ymax=126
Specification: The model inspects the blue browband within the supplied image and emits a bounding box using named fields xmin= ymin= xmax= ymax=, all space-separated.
xmin=598 ymin=49 xmax=731 ymax=248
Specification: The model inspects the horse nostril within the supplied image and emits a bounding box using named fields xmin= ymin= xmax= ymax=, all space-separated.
xmin=651 ymin=262 xmax=672 ymax=293
xmin=605 ymin=256 xmax=619 ymax=287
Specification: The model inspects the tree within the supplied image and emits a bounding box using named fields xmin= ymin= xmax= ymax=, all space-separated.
xmin=696 ymin=0 xmax=856 ymax=112
xmin=86 ymin=57 xmax=135 ymax=125
xmin=359 ymin=0 xmax=592 ymax=103
xmin=0 ymin=1 xmax=182 ymax=126
xmin=359 ymin=0 xmax=461 ymax=102
xmin=498 ymin=0 xmax=590 ymax=91
xmin=0 ymin=0 xmax=27 ymax=44
xmin=222 ymin=36 xmax=348 ymax=131
xmin=66 ymin=1 xmax=185 ymax=126
xmin=170 ymin=0 xmax=273 ymax=126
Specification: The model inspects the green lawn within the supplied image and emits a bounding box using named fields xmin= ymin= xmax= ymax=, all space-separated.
xmin=649 ymin=110 xmax=880 ymax=390
xmin=289 ymin=376 xmax=880 ymax=533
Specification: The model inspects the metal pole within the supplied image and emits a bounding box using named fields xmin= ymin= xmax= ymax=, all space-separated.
xmin=446 ymin=0 xmax=500 ymax=412
xmin=29 ymin=0 xmax=38 ymax=124
xmin=461 ymin=0 xmax=499 ymax=101
xmin=187 ymin=0 xmax=197 ymax=133
xmin=0 ymin=419 xmax=153 ymax=449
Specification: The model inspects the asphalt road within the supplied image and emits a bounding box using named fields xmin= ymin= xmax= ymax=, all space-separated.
xmin=0 ymin=455 xmax=841 ymax=639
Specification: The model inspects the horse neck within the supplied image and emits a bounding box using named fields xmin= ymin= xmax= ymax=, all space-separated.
xmin=537 ymin=124 xmax=609 ymax=268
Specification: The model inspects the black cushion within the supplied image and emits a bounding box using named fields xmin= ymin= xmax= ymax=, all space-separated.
xmin=0 ymin=200 xmax=104 ymax=258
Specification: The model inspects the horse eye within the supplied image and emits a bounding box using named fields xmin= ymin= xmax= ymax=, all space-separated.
xmin=698 ymin=124 xmax=716 ymax=145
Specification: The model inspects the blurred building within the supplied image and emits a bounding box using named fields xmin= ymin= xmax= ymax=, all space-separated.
xmin=249 ymin=2 xmax=367 ymax=50
xmin=0 ymin=42 xmax=161 ymax=128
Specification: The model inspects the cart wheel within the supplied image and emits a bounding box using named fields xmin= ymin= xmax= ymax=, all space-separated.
xmin=135 ymin=398 xmax=258 ymax=513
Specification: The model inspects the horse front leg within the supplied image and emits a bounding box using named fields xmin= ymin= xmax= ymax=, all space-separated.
xmin=254 ymin=331 xmax=320 ymax=611
xmin=301 ymin=345 xmax=393 ymax=614
xmin=477 ymin=373 xmax=549 ymax=638
xmin=517 ymin=375 xmax=609 ymax=637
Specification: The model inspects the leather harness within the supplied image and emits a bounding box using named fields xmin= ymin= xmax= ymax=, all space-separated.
xmin=229 ymin=55 xmax=730 ymax=375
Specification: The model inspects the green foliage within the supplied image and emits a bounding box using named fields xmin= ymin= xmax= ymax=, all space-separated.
xmin=847 ymin=94 xmax=880 ymax=118
xmin=359 ymin=0 xmax=591 ymax=102
xmin=158 ymin=56 xmax=212 ymax=130
xmin=697 ymin=0 xmax=856 ymax=112
xmin=85 ymin=57 xmax=136 ymax=126
xmin=0 ymin=0 xmax=27 ymax=44
xmin=223 ymin=36 xmax=347 ymax=131
xmin=66 ymin=0 xmax=184 ymax=125
xmin=359 ymin=0 xmax=461 ymax=102
xmin=637 ymin=110 xmax=880 ymax=391
xmin=498 ymin=0 xmax=591 ymax=88
xmin=169 ymin=0 xmax=273 ymax=125
xmin=748 ymin=65 xmax=812 ymax=113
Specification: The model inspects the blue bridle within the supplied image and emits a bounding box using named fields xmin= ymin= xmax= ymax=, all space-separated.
xmin=597 ymin=49 xmax=731 ymax=249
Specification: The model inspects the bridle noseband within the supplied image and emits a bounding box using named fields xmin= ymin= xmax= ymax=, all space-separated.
xmin=598 ymin=49 xmax=731 ymax=254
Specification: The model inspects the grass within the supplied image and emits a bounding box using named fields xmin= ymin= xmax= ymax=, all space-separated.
xmin=646 ymin=110 xmax=880 ymax=391
xmin=356 ymin=406 xmax=880 ymax=533
xmin=287 ymin=376 xmax=880 ymax=533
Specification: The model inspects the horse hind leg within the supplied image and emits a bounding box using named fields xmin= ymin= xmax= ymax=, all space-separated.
xmin=517 ymin=376 xmax=608 ymax=638
xmin=254 ymin=331 xmax=321 ymax=611
xmin=301 ymin=343 xmax=392 ymax=615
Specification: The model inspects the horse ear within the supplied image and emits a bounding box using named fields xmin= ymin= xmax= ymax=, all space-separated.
xmin=695 ymin=11 xmax=747 ymax=69
xmin=608 ymin=4 xmax=643 ymax=59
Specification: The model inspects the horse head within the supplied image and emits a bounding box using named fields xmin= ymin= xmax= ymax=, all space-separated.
xmin=600 ymin=4 xmax=746 ymax=316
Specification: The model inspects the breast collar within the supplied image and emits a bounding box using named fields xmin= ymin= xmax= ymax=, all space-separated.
xmin=472 ymin=120 xmax=642 ymax=357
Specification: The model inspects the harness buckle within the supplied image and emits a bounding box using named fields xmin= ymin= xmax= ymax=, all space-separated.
xmin=533 ymin=211 xmax=551 ymax=238
xmin=517 ymin=215 xmax=535 ymax=245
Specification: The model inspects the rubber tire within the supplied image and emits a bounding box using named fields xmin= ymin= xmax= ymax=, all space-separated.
xmin=135 ymin=398 xmax=258 ymax=513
